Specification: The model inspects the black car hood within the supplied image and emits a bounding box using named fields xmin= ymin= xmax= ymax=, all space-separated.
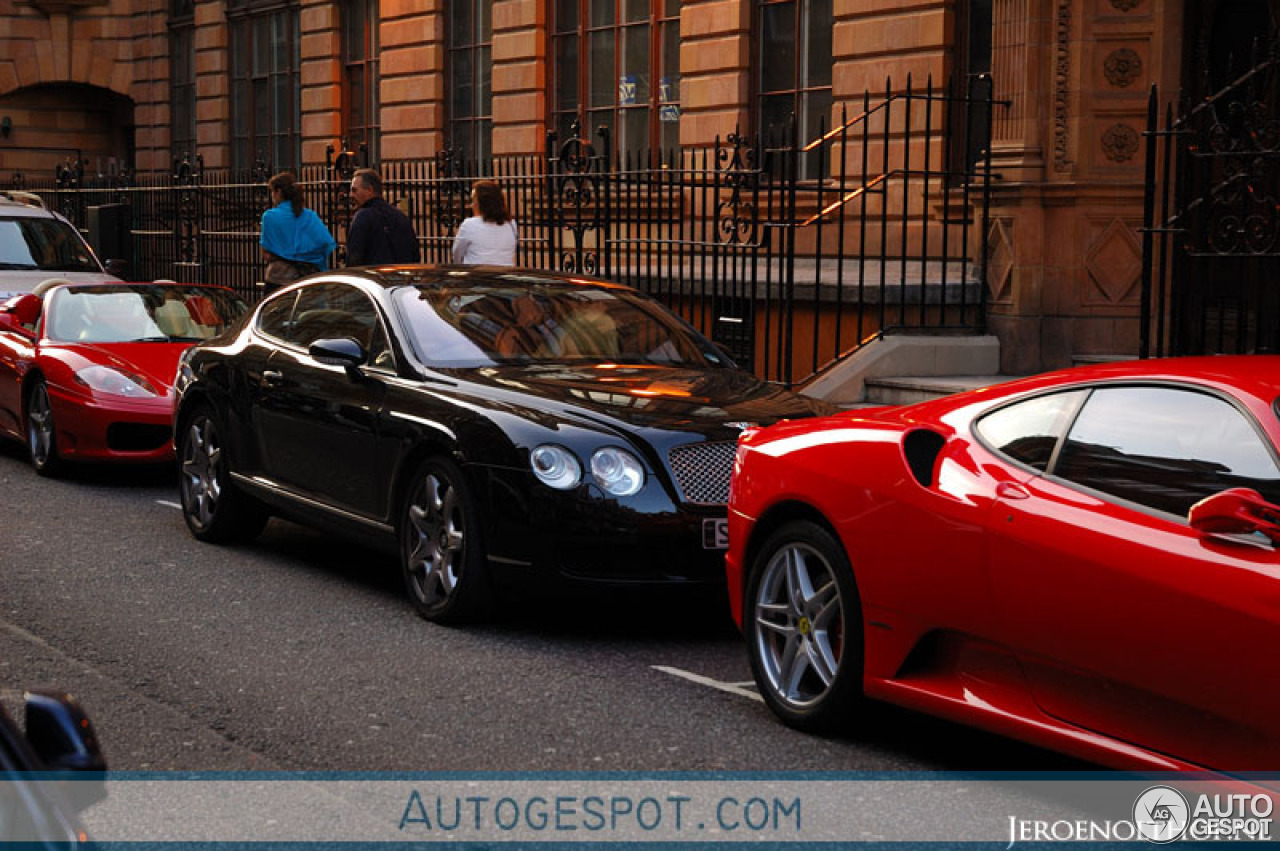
xmin=441 ymin=363 xmax=836 ymax=438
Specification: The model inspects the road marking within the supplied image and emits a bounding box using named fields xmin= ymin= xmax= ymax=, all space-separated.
xmin=156 ymin=500 xmax=181 ymax=509
xmin=651 ymin=665 xmax=763 ymax=703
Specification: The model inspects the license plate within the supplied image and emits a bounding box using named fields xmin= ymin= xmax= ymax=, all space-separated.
xmin=702 ymin=518 xmax=729 ymax=550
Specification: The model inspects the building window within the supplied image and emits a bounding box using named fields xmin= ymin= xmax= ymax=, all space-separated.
xmin=552 ymin=1 xmax=682 ymax=157
xmin=953 ymin=0 xmax=992 ymax=174
xmin=342 ymin=0 xmax=380 ymax=156
xmin=228 ymin=1 xmax=300 ymax=173
xmin=448 ymin=0 xmax=493 ymax=160
xmin=169 ymin=0 xmax=196 ymax=161
xmin=756 ymin=0 xmax=832 ymax=149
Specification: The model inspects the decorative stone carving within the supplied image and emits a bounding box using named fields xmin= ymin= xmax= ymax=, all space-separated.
xmin=1109 ymin=0 xmax=1141 ymax=11
xmin=1054 ymin=1 xmax=1072 ymax=172
xmin=1102 ymin=124 xmax=1140 ymax=163
xmin=1104 ymin=49 xmax=1142 ymax=88
xmin=1086 ymin=220 xmax=1142 ymax=305
xmin=987 ymin=219 xmax=1014 ymax=304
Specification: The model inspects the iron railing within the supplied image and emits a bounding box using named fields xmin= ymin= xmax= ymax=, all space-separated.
xmin=16 ymin=75 xmax=998 ymax=386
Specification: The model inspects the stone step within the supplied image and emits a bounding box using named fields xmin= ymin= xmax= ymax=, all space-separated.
xmin=863 ymin=374 xmax=1008 ymax=405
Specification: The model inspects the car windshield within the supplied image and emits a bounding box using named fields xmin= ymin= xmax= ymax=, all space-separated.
xmin=391 ymin=281 xmax=729 ymax=368
xmin=45 ymin=284 xmax=249 ymax=343
xmin=0 ymin=217 xmax=102 ymax=273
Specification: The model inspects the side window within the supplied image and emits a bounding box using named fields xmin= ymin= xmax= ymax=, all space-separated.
xmin=1053 ymin=386 xmax=1280 ymax=516
xmin=974 ymin=390 xmax=1087 ymax=471
xmin=287 ymin=282 xmax=391 ymax=365
xmin=256 ymin=290 xmax=298 ymax=341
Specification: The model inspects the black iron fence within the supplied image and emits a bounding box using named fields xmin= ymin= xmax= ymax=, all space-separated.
xmin=16 ymin=75 xmax=997 ymax=385
xmin=1141 ymin=55 xmax=1280 ymax=357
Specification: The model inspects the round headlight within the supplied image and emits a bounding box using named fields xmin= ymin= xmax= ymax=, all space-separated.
xmin=590 ymin=447 xmax=645 ymax=497
xmin=530 ymin=444 xmax=582 ymax=490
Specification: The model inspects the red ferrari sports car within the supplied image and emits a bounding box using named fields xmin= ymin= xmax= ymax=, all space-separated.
xmin=0 ymin=281 xmax=247 ymax=474
xmin=727 ymin=355 xmax=1280 ymax=772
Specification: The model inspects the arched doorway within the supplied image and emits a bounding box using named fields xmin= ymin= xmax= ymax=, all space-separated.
xmin=0 ymin=84 xmax=134 ymax=183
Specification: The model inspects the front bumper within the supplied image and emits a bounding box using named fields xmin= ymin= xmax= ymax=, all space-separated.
xmin=48 ymin=383 xmax=175 ymax=463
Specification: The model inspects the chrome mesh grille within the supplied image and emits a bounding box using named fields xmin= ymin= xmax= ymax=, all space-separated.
xmin=667 ymin=441 xmax=738 ymax=505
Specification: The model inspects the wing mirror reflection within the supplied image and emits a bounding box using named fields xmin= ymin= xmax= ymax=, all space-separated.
xmin=25 ymin=687 xmax=108 ymax=809
xmin=1188 ymin=487 xmax=1280 ymax=545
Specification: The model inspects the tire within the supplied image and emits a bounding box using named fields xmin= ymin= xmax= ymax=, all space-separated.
xmin=400 ymin=457 xmax=491 ymax=624
xmin=25 ymin=379 xmax=63 ymax=477
xmin=177 ymin=407 xmax=267 ymax=543
xmin=745 ymin=520 xmax=864 ymax=732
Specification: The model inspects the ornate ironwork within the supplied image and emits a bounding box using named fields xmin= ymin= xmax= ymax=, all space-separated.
xmin=434 ymin=147 xmax=472 ymax=233
xmin=547 ymin=120 xmax=607 ymax=276
xmin=172 ymin=153 xmax=203 ymax=266
xmin=714 ymin=130 xmax=760 ymax=246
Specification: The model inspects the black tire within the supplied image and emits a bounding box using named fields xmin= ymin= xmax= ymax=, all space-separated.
xmin=745 ymin=520 xmax=864 ymax=732
xmin=177 ymin=407 xmax=268 ymax=543
xmin=400 ymin=456 xmax=491 ymax=624
xmin=25 ymin=379 xmax=63 ymax=477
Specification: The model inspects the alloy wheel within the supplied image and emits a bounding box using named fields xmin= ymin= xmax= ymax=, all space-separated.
xmin=181 ymin=415 xmax=223 ymax=529
xmin=753 ymin=542 xmax=845 ymax=708
xmin=405 ymin=471 xmax=466 ymax=607
xmin=26 ymin=382 xmax=55 ymax=468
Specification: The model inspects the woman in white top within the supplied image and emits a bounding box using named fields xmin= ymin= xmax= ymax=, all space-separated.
xmin=451 ymin=179 xmax=518 ymax=265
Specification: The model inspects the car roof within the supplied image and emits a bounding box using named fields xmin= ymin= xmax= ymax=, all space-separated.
xmin=953 ymin=355 xmax=1280 ymax=409
xmin=337 ymin=264 xmax=633 ymax=292
xmin=0 ymin=190 xmax=58 ymax=218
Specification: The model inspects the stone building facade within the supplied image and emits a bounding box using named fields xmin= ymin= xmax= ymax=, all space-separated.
xmin=0 ymin=1 xmax=1263 ymax=371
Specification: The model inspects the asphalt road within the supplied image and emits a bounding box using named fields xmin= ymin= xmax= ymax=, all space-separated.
xmin=0 ymin=441 xmax=1086 ymax=773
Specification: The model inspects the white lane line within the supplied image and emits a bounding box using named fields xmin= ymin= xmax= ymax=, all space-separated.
xmin=652 ymin=665 xmax=763 ymax=703
xmin=156 ymin=500 xmax=182 ymax=509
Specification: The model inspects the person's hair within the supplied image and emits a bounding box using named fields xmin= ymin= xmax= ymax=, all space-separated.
xmin=353 ymin=168 xmax=383 ymax=196
xmin=472 ymin=179 xmax=510 ymax=225
xmin=268 ymin=171 xmax=305 ymax=217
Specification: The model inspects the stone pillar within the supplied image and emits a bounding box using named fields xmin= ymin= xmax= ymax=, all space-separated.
xmin=492 ymin=0 xmax=544 ymax=154
xmin=300 ymin=0 xmax=341 ymax=166
xmin=679 ymin=0 xmax=750 ymax=146
xmin=193 ymin=0 xmax=229 ymax=169
xmin=986 ymin=0 xmax=1179 ymax=373
xmin=379 ymin=0 xmax=443 ymax=161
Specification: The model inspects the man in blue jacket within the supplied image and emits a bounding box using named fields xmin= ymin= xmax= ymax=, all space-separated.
xmin=346 ymin=168 xmax=420 ymax=266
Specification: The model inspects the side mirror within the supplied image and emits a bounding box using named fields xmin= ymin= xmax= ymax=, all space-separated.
xmin=1188 ymin=487 xmax=1280 ymax=545
xmin=25 ymin=688 xmax=107 ymax=809
xmin=103 ymin=258 xmax=129 ymax=277
xmin=0 ymin=311 xmax=28 ymax=336
xmin=309 ymin=337 xmax=367 ymax=379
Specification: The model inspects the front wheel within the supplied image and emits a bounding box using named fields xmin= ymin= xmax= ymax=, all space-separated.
xmin=26 ymin=379 xmax=62 ymax=477
xmin=745 ymin=520 xmax=864 ymax=732
xmin=178 ymin=408 xmax=267 ymax=543
xmin=400 ymin=457 xmax=491 ymax=624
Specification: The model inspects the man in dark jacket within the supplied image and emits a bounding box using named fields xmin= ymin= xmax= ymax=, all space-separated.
xmin=346 ymin=168 xmax=420 ymax=266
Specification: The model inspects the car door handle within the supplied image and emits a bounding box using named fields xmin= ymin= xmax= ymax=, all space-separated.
xmin=996 ymin=481 xmax=1030 ymax=500
xmin=261 ymin=370 xmax=284 ymax=388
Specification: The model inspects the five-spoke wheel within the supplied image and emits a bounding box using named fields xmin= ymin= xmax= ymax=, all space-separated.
xmin=401 ymin=457 xmax=490 ymax=624
xmin=25 ymin=379 xmax=62 ymax=476
xmin=746 ymin=520 xmax=863 ymax=731
xmin=178 ymin=407 xmax=266 ymax=542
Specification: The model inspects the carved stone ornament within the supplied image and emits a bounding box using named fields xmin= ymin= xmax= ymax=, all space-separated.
xmin=1102 ymin=124 xmax=1140 ymax=163
xmin=1054 ymin=1 xmax=1073 ymax=171
xmin=1110 ymin=0 xmax=1141 ymax=11
xmin=1104 ymin=49 xmax=1142 ymax=88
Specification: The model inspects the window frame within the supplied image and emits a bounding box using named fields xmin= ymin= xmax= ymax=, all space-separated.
xmin=227 ymin=0 xmax=302 ymax=174
xmin=974 ymin=381 xmax=1280 ymax=521
xmin=754 ymin=0 xmax=832 ymax=147
xmin=447 ymin=0 xmax=495 ymax=160
xmin=550 ymin=0 xmax=682 ymax=156
xmin=341 ymin=0 xmax=381 ymax=156
xmin=169 ymin=0 xmax=197 ymax=161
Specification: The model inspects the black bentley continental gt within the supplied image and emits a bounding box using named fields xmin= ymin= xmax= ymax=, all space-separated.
xmin=173 ymin=266 xmax=834 ymax=623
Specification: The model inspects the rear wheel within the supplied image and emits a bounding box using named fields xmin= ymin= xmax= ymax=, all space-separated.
xmin=400 ymin=457 xmax=491 ymax=624
xmin=746 ymin=520 xmax=864 ymax=732
xmin=178 ymin=407 xmax=267 ymax=543
xmin=25 ymin=379 xmax=62 ymax=477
